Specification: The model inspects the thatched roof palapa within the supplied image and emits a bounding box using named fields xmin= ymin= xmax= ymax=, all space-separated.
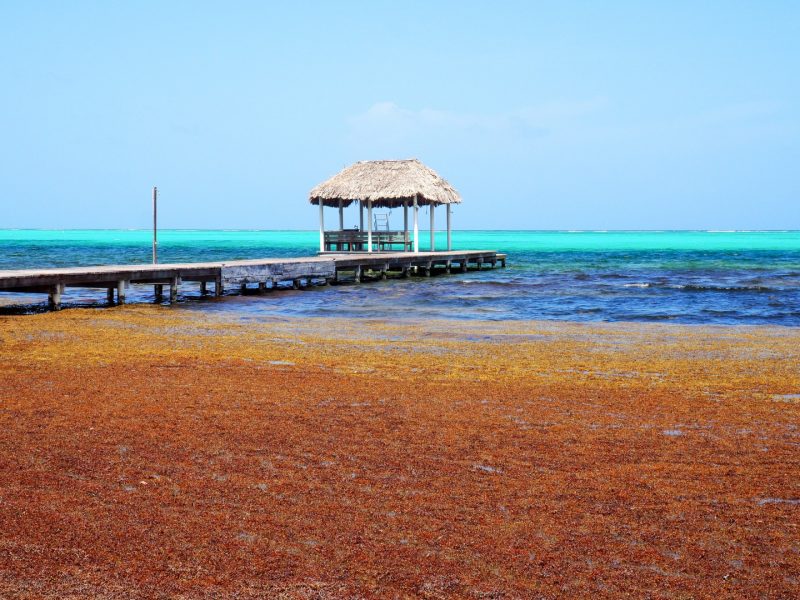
xmin=309 ymin=159 xmax=461 ymax=208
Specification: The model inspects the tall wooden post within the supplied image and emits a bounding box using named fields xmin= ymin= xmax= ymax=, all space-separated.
xmin=413 ymin=195 xmax=419 ymax=253
xmin=338 ymin=199 xmax=344 ymax=230
xmin=403 ymin=200 xmax=409 ymax=251
xmin=359 ymin=201 xmax=364 ymax=231
xmin=367 ymin=200 xmax=373 ymax=253
xmin=318 ymin=201 xmax=325 ymax=253
xmin=429 ymin=204 xmax=435 ymax=251
xmin=446 ymin=203 xmax=452 ymax=251
xmin=152 ymin=186 xmax=159 ymax=299
xmin=152 ymin=186 xmax=158 ymax=264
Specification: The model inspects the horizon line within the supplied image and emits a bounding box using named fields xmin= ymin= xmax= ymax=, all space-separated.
xmin=1 ymin=228 xmax=799 ymax=234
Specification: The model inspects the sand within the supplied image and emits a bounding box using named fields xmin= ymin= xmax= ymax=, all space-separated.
xmin=1 ymin=307 xmax=799 ymax=598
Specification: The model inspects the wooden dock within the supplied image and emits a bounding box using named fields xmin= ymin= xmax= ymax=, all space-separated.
xmin=0 ymin=250 xmax=506 ymax=310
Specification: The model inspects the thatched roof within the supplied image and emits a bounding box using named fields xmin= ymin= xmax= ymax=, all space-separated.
xmin=309 ymin=159 xmax=462 ymax=208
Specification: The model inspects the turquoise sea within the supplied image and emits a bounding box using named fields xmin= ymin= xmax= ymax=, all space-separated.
xmin=1 ymin=230 xmax=799 ymax=325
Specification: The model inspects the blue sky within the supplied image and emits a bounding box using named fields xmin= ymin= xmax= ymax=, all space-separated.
xmin=1 ymin=1 xmax=798 ymax=230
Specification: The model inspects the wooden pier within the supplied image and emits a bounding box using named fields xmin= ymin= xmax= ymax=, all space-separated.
xmin=0 ymin=250 xmax=506 ymax=310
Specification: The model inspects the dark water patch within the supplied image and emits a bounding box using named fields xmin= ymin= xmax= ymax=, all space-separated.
xmin=676 ymin=284 xmax=776 ymax=292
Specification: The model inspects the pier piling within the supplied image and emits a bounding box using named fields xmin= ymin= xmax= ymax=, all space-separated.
xmin=48 ymin=284 xmax=63 ymax=310
xmin=169 ymin=277 xmax=179 ymax=303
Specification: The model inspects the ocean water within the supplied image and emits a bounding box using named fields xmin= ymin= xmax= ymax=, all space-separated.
xmin=1 ymin=229 xmax=799 ymax=325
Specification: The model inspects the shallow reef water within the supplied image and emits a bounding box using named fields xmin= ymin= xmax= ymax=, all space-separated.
xmin=1 ymin=229 xmax=799 ymax=324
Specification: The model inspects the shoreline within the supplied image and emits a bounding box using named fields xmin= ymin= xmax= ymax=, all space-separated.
xmin=1 ymin=308 xmax=799 ymax=597
xmin=3 ymin=294 xmax=800 ymax=329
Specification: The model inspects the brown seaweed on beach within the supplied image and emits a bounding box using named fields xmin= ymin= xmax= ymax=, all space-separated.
xmin=1 ymin=307 xmax=799 ymax=598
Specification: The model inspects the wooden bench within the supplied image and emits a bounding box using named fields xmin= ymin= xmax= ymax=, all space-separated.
xmin=324 ymin=230 xmax=411 ymax=252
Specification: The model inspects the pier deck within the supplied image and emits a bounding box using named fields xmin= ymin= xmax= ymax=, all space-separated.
xmin=0 ymin=250 xmax=506 ymax=309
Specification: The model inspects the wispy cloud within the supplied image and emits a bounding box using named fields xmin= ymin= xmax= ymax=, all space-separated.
xmin=347 ymin=99 xmax=607 ymax=146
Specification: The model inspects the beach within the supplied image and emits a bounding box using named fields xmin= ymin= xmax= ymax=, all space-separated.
xmin=1 ymin=307 xmax=798 ymax=598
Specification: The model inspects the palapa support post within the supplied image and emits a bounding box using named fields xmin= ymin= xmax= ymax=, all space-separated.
xmin=318 ymin=200 xmax=325 ymax=253
xmin=446 ymin=203 xmax=452 ymax=251
xmin=403 ymin=200 xmax=409 ymax=252
xmin=169 ymin=277 xmax=178 ymax=303
xmin=338 ymin=199 xmax=344 ymax=232
xmin=48 ymin=283 xmax=63 ymax=310
xmin=430 ymin=204 xmax=435 ymax=251
xmin=152 ymin=186 xmax=158 ymax=264
xmin=359 ymin=201 xmax=364 ymax=234
xmin=413 ymin=195 xmax=419 ymax=253
xmin=367 ymin=200 xmax=373 ymax=253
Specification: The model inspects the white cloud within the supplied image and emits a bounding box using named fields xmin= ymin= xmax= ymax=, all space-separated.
xmin=347 ymin=98 xmax=607 ymax=145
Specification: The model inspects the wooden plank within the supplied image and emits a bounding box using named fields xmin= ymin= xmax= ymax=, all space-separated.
xmin=221 ymin=259 xmax=336 ymax=287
